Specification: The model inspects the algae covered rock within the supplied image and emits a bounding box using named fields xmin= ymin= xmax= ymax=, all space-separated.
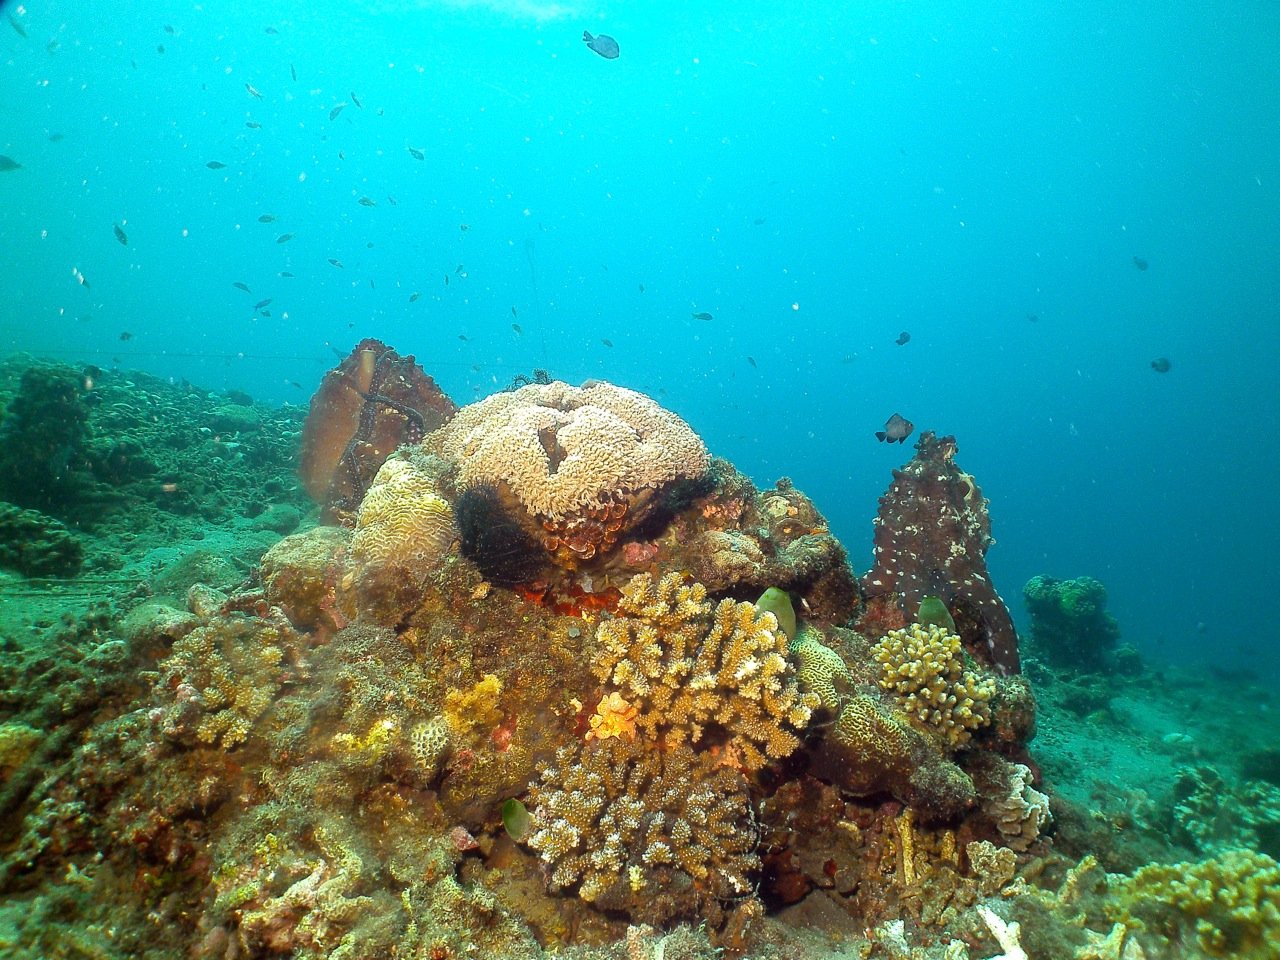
xmin=1023 ymin=574 xmax=1120 ymax=670
xmin=260 ymin=525 xmax=349 ymax=632
xmin=0 ymin=501 xmax=84 ymax=577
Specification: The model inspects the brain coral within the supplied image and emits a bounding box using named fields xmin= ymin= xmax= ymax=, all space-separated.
xmin=872 ymin=622 xmax=995 ymax=748
xmin=343 ymin=456 xmax=457 ymax=621
xmin=433 ymin=380 xmax=709 ymax=567
xmin=593 ymin=572 xmax=818 ymax=771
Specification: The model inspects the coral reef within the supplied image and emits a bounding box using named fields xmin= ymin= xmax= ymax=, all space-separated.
xmin=300 ymin=338 xmax=457 ymax=523
xmin=1023 ymin=574 xmax=1121 ymax=671
xmin=860 ymin=431 xmax=1021 ymax=675
xmin=434 ymin=380 xmax=709 ymax=569
xmin=1171 ymin=764 xmax=1280 ymax=858
xmin=0 ymin=501 xmax=83 ymax=577
xmin=969 ymin=752 xmax=1053 ymax=851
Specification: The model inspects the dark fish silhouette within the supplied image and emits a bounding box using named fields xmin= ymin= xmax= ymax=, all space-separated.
xmin=278 ymin=271 xmax=294 ymax=278
xmin=895 ymin=331 xmax=910 ymax=346
xmin=512 ymin=323 xmax=522 ymax=335
xmin=258 ymin=214 xmax=276 ymax=222
xmin=329 ymin=104 xmax=346 ymax=121
xmin=119 ymin=331 xmax=133 ymax=341
xmin=351 ymin=92 xmax=363 ymax=108
xmin=602 ymin=338 xmax=613 ymax=347
xmin=328 ymin=258 xmax=343 ymax=267
xmin=876 ymin=413 xmax=914 ymax=444
xmin=113 ymin=223 xmax=128 ymax=245
xmin=245 ymin=82 xmax=262 ymax=99
xmin=254 ymin=298 xmax=272 ymax=310
xmin=290 ymin=64 xmax=297 ymax=82
xmin=233 ymin=282 xmax=251 ymax=292
xmin=691 ymin=311 xmax=713 ymax=321
xmin=276 ymin=233 xmax=295 ymax=243
xmin=246 ymin=121 xmax=262 ymax=129
xmin=409 ymin=292 xmax=421 ymax=302
xmin=1132 ymin=256 xmax=1149 ymax=271
xmin=408 ymin=147 xmax=425 ymax=160
xmin=583 ymin=31 xmax=619 ymax=59
xmin=7 ymin=13 xmax=27 ymax=37
xmin=206 ymin=160 xmax=226 ymax=169
xmin=358 ymin=197 xmax=376 ymax=206
xmin=747 ymin=356 xmax=757 ymax=368
xmin=1150 ymin=357 xmax=1172 ymax=373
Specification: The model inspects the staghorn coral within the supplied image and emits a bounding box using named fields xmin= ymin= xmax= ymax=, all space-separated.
xmin=527 ymin=737 xmax=758 ymax=922
xmin=873 ymin=622 xmax=996 ymax=748
xmin=342 ymin=455 xmax=457 ymax=622
xmin=592 ymin=572 xmax=818 ymax=771
xmin=1104 ymin=849 xmax=1280 ymax=958
xmin=434 ymin=380 xmax=709 ymax=568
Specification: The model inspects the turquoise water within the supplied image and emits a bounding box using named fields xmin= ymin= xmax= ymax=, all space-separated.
xmin=2 ymin=0 xmax=1277 ymax=675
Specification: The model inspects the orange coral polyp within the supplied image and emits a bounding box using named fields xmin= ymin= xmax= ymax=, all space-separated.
xmin=586 ymin=691 xmax=639 ymax=742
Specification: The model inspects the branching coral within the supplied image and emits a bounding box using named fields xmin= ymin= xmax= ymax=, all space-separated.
xmin=873 ymin=622 xmax=995 ymax=747
xmin=593 ymin=572 xmax=817 ymax=771
xmin=1105 ymin=849 xmax=1280 ymax=958
xmin=434 ymin=380 xmax=709 ymax=567
xmin=527 ymin=737 xmax=758 ymax=918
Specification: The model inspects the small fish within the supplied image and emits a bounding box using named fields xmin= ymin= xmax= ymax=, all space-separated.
xmin=290 ymin=64 xmax=297 ymax=82
xmin=747 ymin=356 xmax=757 ymax=368
xmin=511 ymin=306 xmax=518 ymax=318
xmin=602 ymin=338 xmax=613 ymax=348
xmin=583 ymin=30 xmax=620 ymax=60
xmin=1025 ymin=313 xmax=1039 ymax=323
xmin=876 ymin=413 xmax=914 ymax=444
xmin=638 ymin=283 xmax=645 ymax=293
xmin=369 ymin=278 xmax=375 ymax=290
xmin=1132 ymin=255 xmax=1149 ymax=271
xmin=895 ymin=331 xmax=911 ymax=346
xmin=409 ymin=292 xmax=421 ymax=302
xmin=290 ymin=381 xmax=302 ymax=389
xmin=119 ymin=331 xmax=133 ymax=341
xmin=0 ymin=154 xmax=23 ymax=171
xmin=512 ymin=323 xmax=522 ymax=335
xmin=246 ymin=121 xmax=262 ymax=129
xmin=245 ymin=82 xmax=262 ymax=99
xmin=7 ymin=13 xmax=28 ymax=38
xmin=233 ymin=282 xmax=251 ymax=292
xmin=1150 ymin=357 xmax=1172 ymax=373
xmin=276 ymin=233 xmax=295 ymax=243
xmin=258 ymin=214 xmax=276 ymax=223
xmin=753 ymin=218 xmax=766 ymax=225
xmin=157 ymin=45 xmax=165 ymax=54
xmin=164 ymin=25 xmax=175 ymax=34
xmin=46 ymin=39 xmax=60 ymax=54
xmin=329 ymin=103 xmax=346 ymax=121
xmin=278 ymin=271 xmax=294 ymax=278
xmin=260 ymin=310 xmax=272 ymax=317
xmin=254 ymin=298 xmax=272 ymax=310
xmin=328 ymin=258 xmax=343 ymax=268
xmin=459 ymin=223 xmax=469 ymax=232
xmin=73 ymin=267 xmax=91 ymax=289
xmin=206 ymin=160 xmax=227 ymax=169
xmin=444 ymin=274 xmax=449 ymax=286
xmin=691 ymin=311 xmax=713 ymax=321
xmin=458 ymin=334 xmax=469 ymax=342
xmin=351 ymin=91 xmax=362 ymax=108
xmin=387 ymin=195 xmax=397 ymax=205
xmin=48 ymin=133 xmax=64 ymax=142
xmin=113 ymin=223 xmax=128 ymax=245
xmin=357 ymin=196 xmax=376 ymax=207
xmin=408 ymin=146 xmax=425 ymax=160
xmin=455 ymin=264 xmax=464 ymax=275
xmin=265 ymin=26 xmax=279 ymax=35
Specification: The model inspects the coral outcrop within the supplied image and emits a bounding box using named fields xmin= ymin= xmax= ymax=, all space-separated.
xmin=300 ymin=339 xmax=457 ymax=523
xmin=433 ymin=380 xmax=709 ymax=570
xmin=0 ymin=364 xmax=91 ymax=515
xmin=860 ymin=431 xmax=1021 ymax=675
xmin=0 ymin=501 xmax=84 ymax=577
xmin=1023 ymin=574 xmax=1121 ymax=671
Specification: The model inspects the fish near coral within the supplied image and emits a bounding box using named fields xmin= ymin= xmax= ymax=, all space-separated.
xmin=876 ymin=413 xmax=913 ymax=443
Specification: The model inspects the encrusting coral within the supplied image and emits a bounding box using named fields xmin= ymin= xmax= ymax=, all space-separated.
xmin=433 ymin=380 xmax=709 ymax=568
xmin=969 ymin=753 xmax=1053 ymax=852
xmin=592 ymin=571 xmax=818 ymax=770
xmin=873 ymin=621 xmax=996 ymax=747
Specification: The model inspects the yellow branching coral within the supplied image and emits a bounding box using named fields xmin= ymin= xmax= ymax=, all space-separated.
xmin=436 ymin=381 xmax=709 ymax=521
xmin=593 ymin=572 xmax=818 ymax=771
xmin=872 ymin=622 xmax=995 ymax=747
xmin=1105 ymin=849 xmax=1280 ymax=958
xmin=527 ymin=737 xmax=758 ymax=912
